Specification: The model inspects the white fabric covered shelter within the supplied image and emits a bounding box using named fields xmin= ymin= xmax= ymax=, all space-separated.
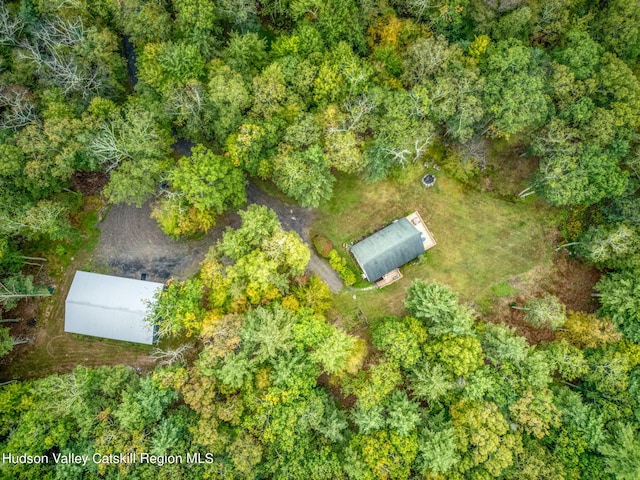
xmin=65 ymin=271 xmax=163 ymax=345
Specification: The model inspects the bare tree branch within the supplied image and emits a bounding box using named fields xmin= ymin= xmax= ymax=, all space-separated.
xmin=150 ymin=344 xmax=193 ymax=366
xmin=0 ymin=87 xmax=38 ymax=130
xmin=0 ymin=5 xmax=24 ymax=46
xmin=91 ymin=121 xmax=132 ymax=171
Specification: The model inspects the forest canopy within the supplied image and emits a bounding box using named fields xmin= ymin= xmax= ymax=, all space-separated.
xmin=2 ymin=0 xmax=640 ymax=478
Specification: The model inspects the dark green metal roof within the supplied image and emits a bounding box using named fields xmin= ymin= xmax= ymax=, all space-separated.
xmin=351 ymin=218 xmax=425 ymax=281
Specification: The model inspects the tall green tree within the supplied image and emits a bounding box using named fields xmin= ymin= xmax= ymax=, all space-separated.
xmin=138 ymin=41 xmax=207 ymax=94
xmin=416 ymin=417 xmax=460 ymax=476
xmin=596 ymin=270 xmax=640 ymax=342
xmin=513 ymin=295 xmax=566 ymax=330
xmin=207 ymin=62 xmax=251 ymax=145
xmin=152 ymin=144 xmax=246 ymax=237
xmin=96 ymin=100 xmax=173 ymax=206
xmin=218 ymin=205 xmax=280 ymax=260
xmin=151 ymin=278 xmax=205 ymax=338
xmin=223 ymin=32 xmax=268 ymax=80
xmin=482 ymin=39 xmax=550 ymax=138
xmin=371 ymin=316 xmax=427 ymax=370
xmin=405 ymin=280 xmax=475 ymax=336
xmin=119 ymin=0 xmax=172 ymax=46
xmin=600 ymin=423 xmax=640 ymax=479
xmin=451 ymin=399 xmax=522 ymax=477
xmin=0 ymin=326 xmax=14 ymax=357
xmin=272 ymin=144 xmax=335 ymax=208
xmin=595 ymin=0 xmax=640 ymax=63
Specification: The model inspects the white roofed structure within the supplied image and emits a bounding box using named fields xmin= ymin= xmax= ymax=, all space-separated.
xmin=65 ymin=271 xmax=163 ymax=345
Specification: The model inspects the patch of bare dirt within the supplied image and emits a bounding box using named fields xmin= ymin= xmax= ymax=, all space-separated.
xmin=70 ymin=171 xmax=109 ymax=196
xmin=481 ymin=251 xmax=601 ymax=345
xmin=482 ymin=266 xmax=557 ymax=345
xmin=548 ymin=251 xmax=601 ymax=313
xmin=481 ymin=142 xmax=539 ymax=198
xmin=93 ymin=182 xmax=340 ymax=289
xmin=488 ymin=307 xmax=557 ymax=345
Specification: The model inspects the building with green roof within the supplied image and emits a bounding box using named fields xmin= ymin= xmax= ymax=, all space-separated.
xmin=351 ymin=212 xmax=436 ymax=283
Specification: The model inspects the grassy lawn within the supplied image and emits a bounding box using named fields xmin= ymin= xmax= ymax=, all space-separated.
xmin=313 ymin=163 xmax=556 ymax=320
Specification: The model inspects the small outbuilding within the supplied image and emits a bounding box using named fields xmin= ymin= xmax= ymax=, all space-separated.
xmin=65 ymin=271 xmax=163 ymax=345
xmin=351 ymin=211 xmax=436 ymax=285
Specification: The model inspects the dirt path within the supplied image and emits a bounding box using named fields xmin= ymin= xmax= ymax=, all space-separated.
xmin=307 ymin=253 xmax=343 ymax=292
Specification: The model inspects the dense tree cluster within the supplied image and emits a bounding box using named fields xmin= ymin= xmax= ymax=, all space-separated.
xmin=3 ymin=270 xmax=640 ymax=478
xmin=1 ymin=0 xmax=639 ymax=237
xmin=2 ymin=0 xmax=640 ymax=478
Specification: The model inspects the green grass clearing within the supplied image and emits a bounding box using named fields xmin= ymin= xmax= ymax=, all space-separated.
xmin=313 ymin=163 xmax=556 ymax=320
xmin=491 ymin=280 xmax=520 ymax=298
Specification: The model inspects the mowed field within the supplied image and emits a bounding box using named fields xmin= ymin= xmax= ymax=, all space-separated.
xmin=313 ymin=163 xmax=556 ymax=320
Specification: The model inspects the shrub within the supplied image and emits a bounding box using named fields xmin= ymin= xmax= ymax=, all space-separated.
xmin=313 ymin=235 xmax=334 ymax=258
xmin=441 ymin=148 xmax=479 ymax=184
xmin=328 ymin=249 xmax=357 ymax=286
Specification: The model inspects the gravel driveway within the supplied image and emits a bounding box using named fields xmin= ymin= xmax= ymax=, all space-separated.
xmin=92 ymin=202 xmax=240 ymax=282
xmin=92 ymin=181 xmax=343 ymax=292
